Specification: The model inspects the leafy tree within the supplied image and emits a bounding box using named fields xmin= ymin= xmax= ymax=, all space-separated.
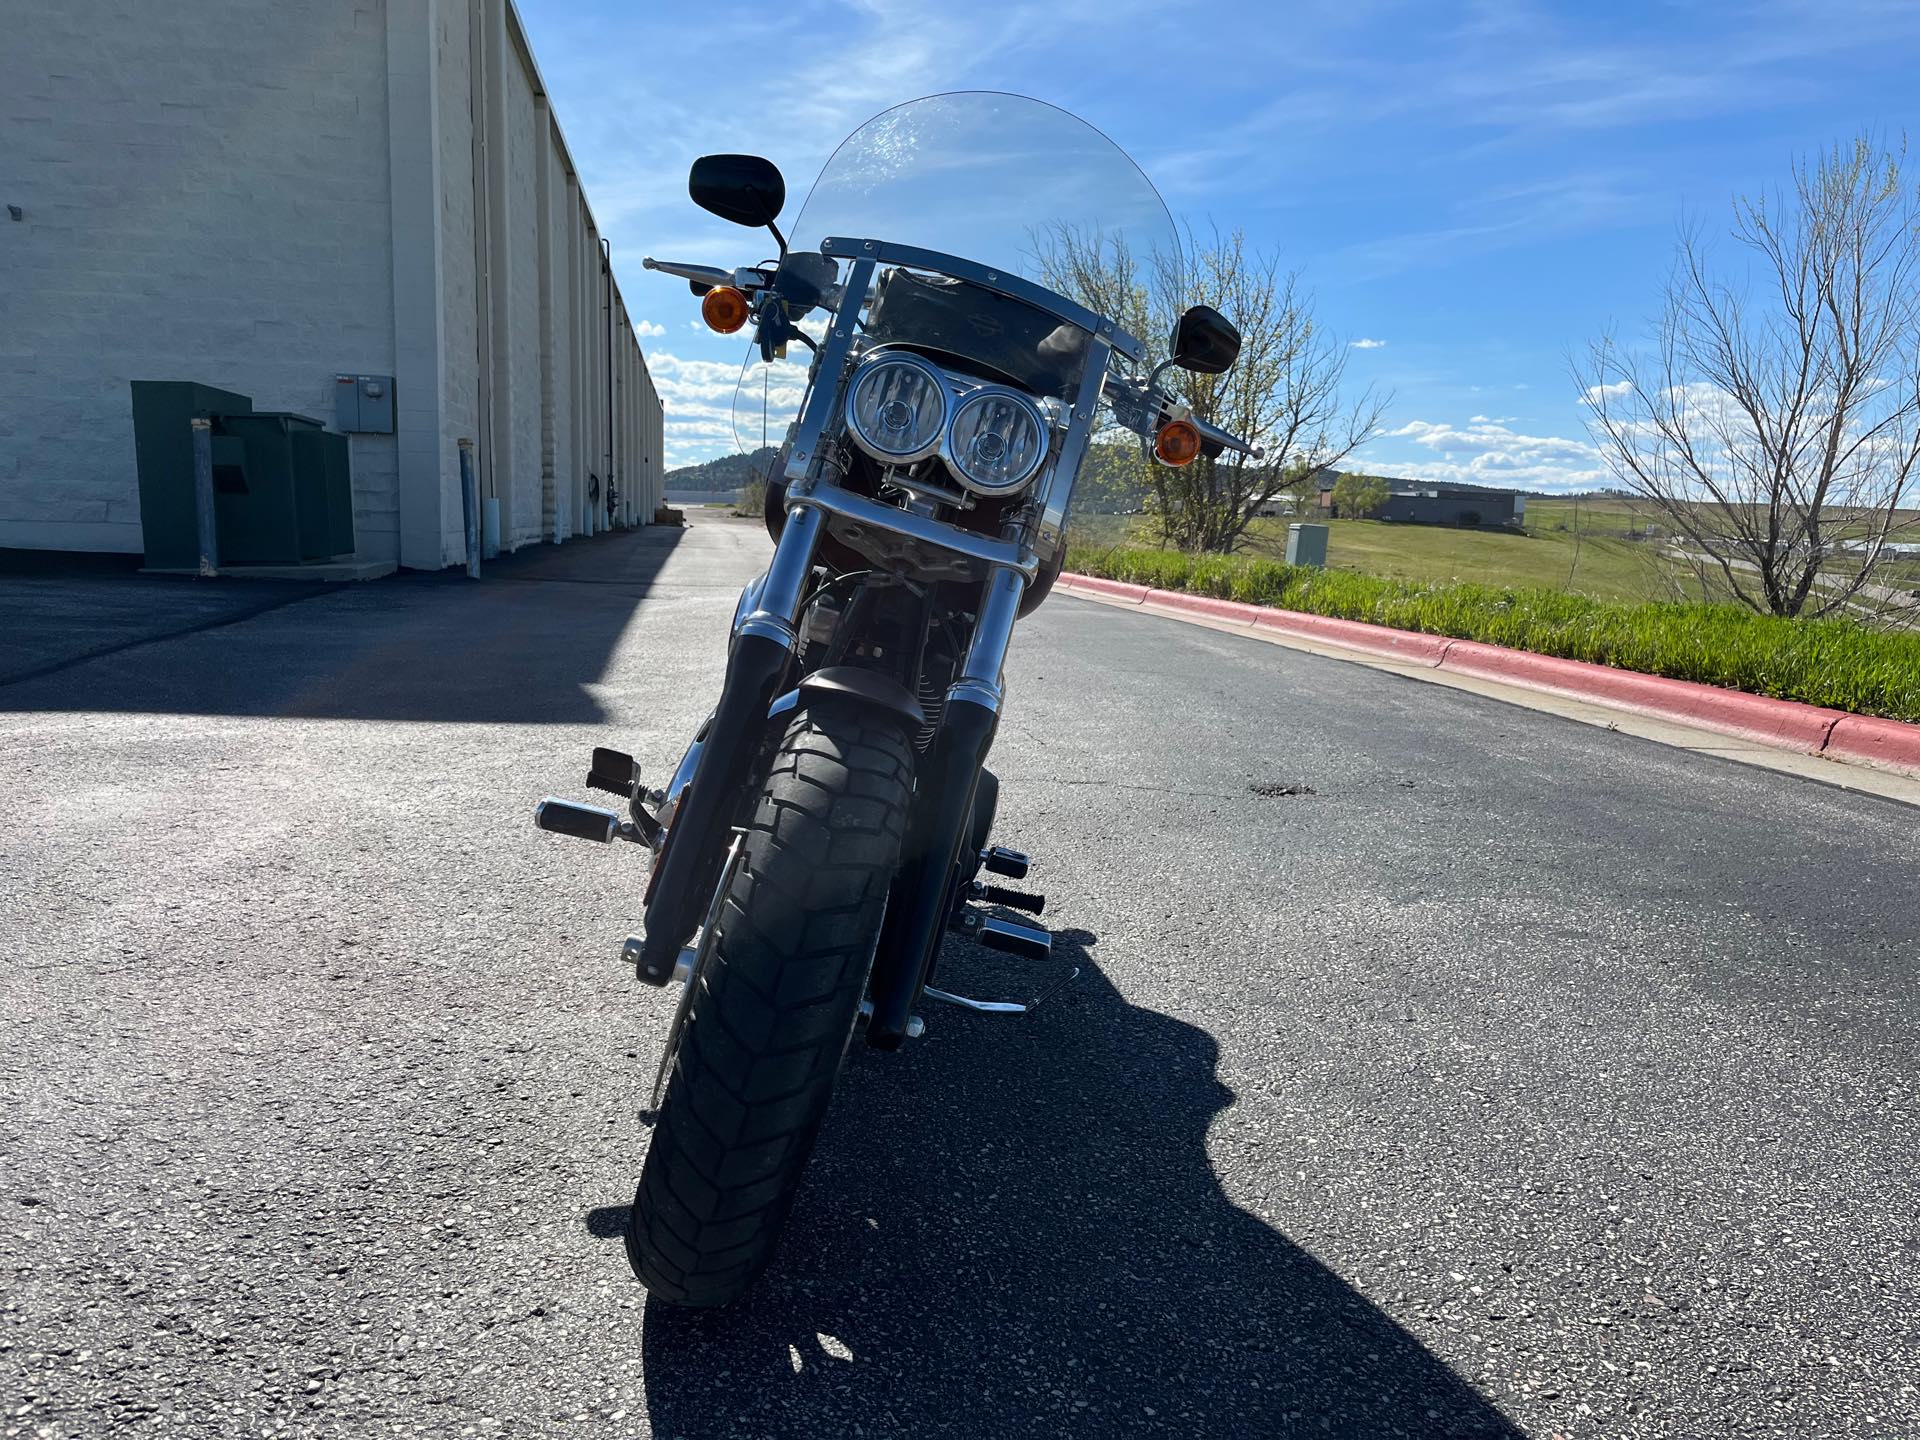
xmin=1330 ymin=471 xmax=1390 ymax=519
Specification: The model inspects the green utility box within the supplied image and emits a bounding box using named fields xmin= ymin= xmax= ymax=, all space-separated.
xmin=292 ymin=426 xmax=354 ymax=561
xmin=130 ymin=383 xmax=355 ymax=568
xmin=1286 ymin=522 xmax=1329 ymax=568
xmin=216 ymin=413 xmax=352 ymax=564
xmin=130 ymin=381 xmax=254 ymax=570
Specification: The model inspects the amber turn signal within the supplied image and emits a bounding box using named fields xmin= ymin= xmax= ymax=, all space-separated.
xmin=701 ymin=285 xmax=751 ymax=335
xmin=1154 ymin=418 xmax=1202 ymax=467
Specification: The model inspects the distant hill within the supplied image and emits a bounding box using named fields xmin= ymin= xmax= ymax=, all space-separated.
xmin=664 ymin=447 xmax=778 ymax=493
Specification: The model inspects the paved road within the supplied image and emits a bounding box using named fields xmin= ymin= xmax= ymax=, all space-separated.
xmin=3 ymin=513 xmax=1916 ymax=1438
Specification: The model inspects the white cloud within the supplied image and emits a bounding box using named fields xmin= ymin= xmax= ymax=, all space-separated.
xmin=634 ymin=319 xmax=666 ymax=338
xmin=1349 ymin=338 xmax=1387 ymax=349
xmin=1373 ymin=416 xmax=1608 ymax=492
xmin=652 ymin=350 xmax=812 ymax=466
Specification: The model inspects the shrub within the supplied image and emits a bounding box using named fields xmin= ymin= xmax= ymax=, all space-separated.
xmin=1064 ymin=544 xmax=1920 ymax=723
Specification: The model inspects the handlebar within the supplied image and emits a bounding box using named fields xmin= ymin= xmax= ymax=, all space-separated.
xmin=641 ymin=257 xmax=733 ymax=289
xmin=641 ymin=258 xmax=776 ymax=293
xmin=643 ymin=258 xmax=1265 ymax=462
xmin=1189 ymin=414 xmax=1265 ymax=462
xmin=1101 ymin=374 xmax=1265 ymax=461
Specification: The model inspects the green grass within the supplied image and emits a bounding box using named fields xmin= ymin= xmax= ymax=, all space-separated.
xmin=1073 ymin=502 xmax=1689 ymax=604
xmin=1063 ymin=544 xmax=1920 ymax=723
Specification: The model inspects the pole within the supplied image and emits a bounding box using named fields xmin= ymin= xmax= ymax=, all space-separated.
xmin=602 ymin=237 xmax=615 ymax=529
xmin=459 ymin=438 xmax=480 ymax=579
xmin=190 ymin=417 xmax=218 ymax=577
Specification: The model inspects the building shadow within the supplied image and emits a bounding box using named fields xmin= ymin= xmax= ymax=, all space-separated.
xmin=0 ymin=525 xmax=688 ymax=724
xmin=595 ymin=933 xmax=1519 ymax=1439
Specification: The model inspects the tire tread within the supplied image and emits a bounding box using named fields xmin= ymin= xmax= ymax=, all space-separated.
xmin=627 ymin=699 xmax=912 ymax=1307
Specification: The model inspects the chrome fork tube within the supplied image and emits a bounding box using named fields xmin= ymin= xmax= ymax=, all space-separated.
xmin=948 ymin=563 xmax=1026 ymax=713
xmin=736 ymin=503 xmax=823 ymax=647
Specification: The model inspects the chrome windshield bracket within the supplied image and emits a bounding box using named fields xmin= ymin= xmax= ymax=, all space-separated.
xmin=1033 ymin=334 xmax=1113 ymax=558
xmin=783 ymin=257 xmax=875 ymax=488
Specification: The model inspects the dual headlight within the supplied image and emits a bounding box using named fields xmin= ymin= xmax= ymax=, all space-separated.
xmin=844 ymin=351 xmax=1050 ymax=497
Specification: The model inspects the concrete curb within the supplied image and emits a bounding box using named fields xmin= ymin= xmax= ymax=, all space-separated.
xmin=1057 ymin=573 xmax=1920 ymax=777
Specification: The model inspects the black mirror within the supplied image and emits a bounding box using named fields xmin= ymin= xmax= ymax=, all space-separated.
xmin=688 ymin=154 xmax=786 ymax=230
xmin=1170 ymin=304 xmax=1241 ymax=375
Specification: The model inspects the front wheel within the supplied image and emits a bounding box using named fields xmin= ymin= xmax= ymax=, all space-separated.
xmin=627 ymin=697 xmax=914 ymax=1307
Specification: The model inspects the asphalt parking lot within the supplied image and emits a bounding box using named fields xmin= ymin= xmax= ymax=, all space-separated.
xmin=3 ymin=512 xmax=1916 ymax=1438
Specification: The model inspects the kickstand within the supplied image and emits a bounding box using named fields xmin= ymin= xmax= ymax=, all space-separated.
xmin=923 ymin=965 xmax=1080 ymax=1016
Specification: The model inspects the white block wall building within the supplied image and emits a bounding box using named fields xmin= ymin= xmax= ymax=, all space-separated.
xmin=0 ymin=0 xmax=663 ymax=568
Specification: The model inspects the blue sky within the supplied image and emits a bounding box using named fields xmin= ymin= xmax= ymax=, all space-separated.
xmin=517 ymin=0 xmax=1920 ymax=488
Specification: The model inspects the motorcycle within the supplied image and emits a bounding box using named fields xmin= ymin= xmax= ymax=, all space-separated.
xmin=535 ymin=92 xmax=1260 ymax=1308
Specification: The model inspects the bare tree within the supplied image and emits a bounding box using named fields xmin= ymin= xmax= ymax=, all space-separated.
xmin=1580 ymin=137 xmax=1920 ymax=621
xmin=1040 ymin=224 xmax=1387 ymax=553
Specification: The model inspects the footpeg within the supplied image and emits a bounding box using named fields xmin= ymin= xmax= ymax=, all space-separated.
xmin=952 ymin=907 xmax=1052 ymax=963
xmin=976 ymin=913 xmax=1052 ymax=962
xmin=534 ymin=796 xmax=658 ymax=847
xmin=981 ymin=845 xmax=1030 ymax=880
xmin=970 ymin=881 xmax=1044 ymax=915
xmin=535 ymin=796 xmax=622 ymax=843
xmin=935 ymin=904 xmax=1077 ymax=1014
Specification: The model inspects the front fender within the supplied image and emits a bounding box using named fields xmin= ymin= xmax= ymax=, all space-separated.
xmin=796 ymin=667 xmax=926 ymax=733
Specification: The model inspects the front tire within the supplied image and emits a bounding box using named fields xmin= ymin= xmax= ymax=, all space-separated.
xmin=627 ymin=697 xmax=914 ymax=1307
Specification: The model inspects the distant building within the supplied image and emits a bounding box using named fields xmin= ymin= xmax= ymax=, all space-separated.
xmin=1317 ymin=473 xmax=1524 ymax=528
xmin=1378 ymin=484 xmax=1523 ymax=528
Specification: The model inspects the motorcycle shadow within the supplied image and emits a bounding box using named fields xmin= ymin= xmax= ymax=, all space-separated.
xmin=620 ymin=931 xmax=1519 ymax=1439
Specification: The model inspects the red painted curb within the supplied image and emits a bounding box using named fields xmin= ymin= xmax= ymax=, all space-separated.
xmin=1824 ymin=714 xmax=1920 ymax=771
xmin=1060 ymin=574 xmax=1150 ymax=604
xmin=1436 ymin=640 xmax=1846 ymax=750
xmin=1062 ymin=571 xmax=1920 ymax=774
xmin=1144 ymin=589 xmax=1261 ymax=624
xmin=1250 ymin=608 xmax=1451 ymax=666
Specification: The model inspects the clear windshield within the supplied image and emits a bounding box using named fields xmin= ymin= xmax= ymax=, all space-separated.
xmin=733 ymin=92 xmax=1176 ymax=455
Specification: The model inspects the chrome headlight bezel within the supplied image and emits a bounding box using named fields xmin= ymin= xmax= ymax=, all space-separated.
xmin=843 ymin=350 xmax=951 ymax=465
xmin=941 ymin=385 xmax=1050 ymax=496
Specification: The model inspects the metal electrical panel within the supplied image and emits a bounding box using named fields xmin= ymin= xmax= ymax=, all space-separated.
xmin=333 ymin=374 xmax=395 ymax=434
xmin=1286 ymin=522 xmax=1329 ymax=568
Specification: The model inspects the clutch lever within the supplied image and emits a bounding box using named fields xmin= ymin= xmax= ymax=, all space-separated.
xmin=641 ymin=258 xmax=777 ymax=293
